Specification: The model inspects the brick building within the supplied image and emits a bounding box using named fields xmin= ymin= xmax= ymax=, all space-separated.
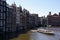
xmin=47 ymin=12 xmax=60 ymax=26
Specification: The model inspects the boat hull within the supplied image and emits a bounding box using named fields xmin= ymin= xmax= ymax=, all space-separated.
xmin=38 ymin=29 xmax=54 ymax=35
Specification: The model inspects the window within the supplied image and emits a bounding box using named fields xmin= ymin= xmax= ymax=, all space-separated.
xmin=0 ymin=13 xmax=5 ymax=19
xmin=0 ymin=20 xmax=3 ymax=26
xmin=6 ymin=23 xmax=12 ymax=28
xmin=0 ymin=1 xmax=1 ymax=5
xmin=1 ymin=6 xmax=4 ymax=12
xmin=3 ymin=2 xmax=6 ymax=6
xmin=0 ymin=6 xmax=1 ymax=11
xmin=3 ymin=7 xmax=6 ymax=11
xmin=6 ymin=27 xmax=8 ymax=31
xmin=1 ymin=1 xmax=2 ymax=5
xmin=6 ymin=17 xmax=12 ymax=23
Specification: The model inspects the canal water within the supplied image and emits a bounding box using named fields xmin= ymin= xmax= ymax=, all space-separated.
xmin=11 ymin=27 xmax=60 ymax=40
xmin=30 ymin=27 xmax=60 ymax=40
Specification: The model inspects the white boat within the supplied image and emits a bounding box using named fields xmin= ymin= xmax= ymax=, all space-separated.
xmin=38 ymin=29 xmax=54 ymax=35
xmin=30 ymin=30 xmax=38 ymax=32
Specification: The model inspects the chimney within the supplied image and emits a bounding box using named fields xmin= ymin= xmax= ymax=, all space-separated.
xmin=59 ymin=12 xmax=60 ymax=16
xmin=49 ymin=12 xmax=51 ymax=15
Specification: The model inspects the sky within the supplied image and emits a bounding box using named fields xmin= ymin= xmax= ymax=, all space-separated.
xmin=6 ymin=0 xmax=60 ymax=17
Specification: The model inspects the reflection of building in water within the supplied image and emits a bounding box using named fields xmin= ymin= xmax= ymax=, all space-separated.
xmin=47 ymin=12 xmax=60 ymax=26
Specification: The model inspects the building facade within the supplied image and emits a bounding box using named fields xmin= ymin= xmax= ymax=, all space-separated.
xmin=29 ymin=14 xmax=39 ymax=28
xmin=31 ymin=14 xmax=39 ymax=27
xmin=29 ymin=14 xmax=35 ymax=28
xmin=38 ymin=17 xmax=41 ymax=27
xmin=25 ymin=10 xmax=30 ymax=29
xmin=5 ymin=4 xmax=13 ymax=33
xmin=16 ymin=6 xmax=23 ymax=32
xmin=19 ymin=7 xmax=25 ymax=30
xmin=23 ymin=9 xmax=28 ymax=30
xmin=47 ymin=12 xmax=60 ymax=26
xmin=11 ymin=3 xmax=17 ymax=32
xmin=0 ymin=0 xmax=15 ymax=34
xmin=0 ymin=0 xmax=7 ymax=33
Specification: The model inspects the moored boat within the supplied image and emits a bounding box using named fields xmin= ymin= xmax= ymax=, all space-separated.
xmin=30 ymin=30 xmax=38 ymax=32
xmin=38 ymin=29 xmax=54 ymax=35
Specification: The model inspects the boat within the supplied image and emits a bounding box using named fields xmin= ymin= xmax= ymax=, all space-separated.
xmin=30 ymin=30 xmax=38 ymax=32
xmin=38 ymin=29 xmax=54 ymax=35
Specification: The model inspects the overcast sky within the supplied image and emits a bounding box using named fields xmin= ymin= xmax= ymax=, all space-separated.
xmin=6 ymin=0 xmax=60 ymax=17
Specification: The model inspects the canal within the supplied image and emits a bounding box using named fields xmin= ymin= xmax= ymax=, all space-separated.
xmin=10 ymin=27 xmax=60 ymax=40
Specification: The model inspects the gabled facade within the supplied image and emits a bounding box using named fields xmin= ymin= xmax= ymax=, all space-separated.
xmin=47 ymin=12 xmax=60 ymax=26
